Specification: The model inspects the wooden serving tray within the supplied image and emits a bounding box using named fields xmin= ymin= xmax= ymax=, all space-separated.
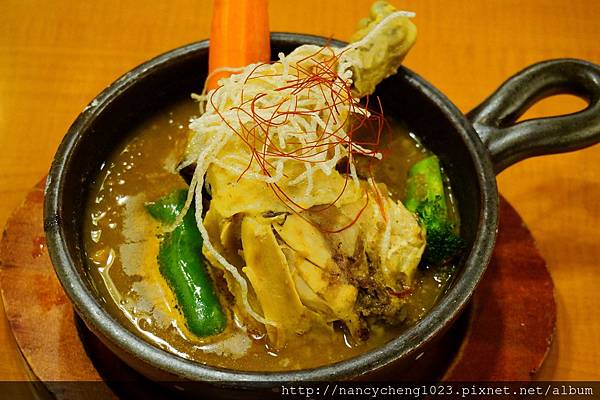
xmin=0 ymin=180 xmax=556 ymax=399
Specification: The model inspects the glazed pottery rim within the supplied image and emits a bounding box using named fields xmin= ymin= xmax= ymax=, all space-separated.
xmin=44 ymin=32 xmax=498 ymax=384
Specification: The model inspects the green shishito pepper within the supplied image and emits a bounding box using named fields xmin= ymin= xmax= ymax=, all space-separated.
xmin=405 ymin=155 xmax=464 ymax=265
xmin=146 ymin=189 xmax=226 ymax=337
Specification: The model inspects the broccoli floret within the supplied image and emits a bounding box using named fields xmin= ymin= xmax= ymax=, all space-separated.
xmin=414 ymin=197 xmax=464 ymax=265
xmin=404 ymin=156 xmax=465 ymax=266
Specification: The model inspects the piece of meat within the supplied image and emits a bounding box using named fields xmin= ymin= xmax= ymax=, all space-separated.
xmin=273 ymin=214 xmax=362 ymax=337
xmin=304 ymin=185 xmax=425 ymax=327
xmin=338 ymin=1 xmax=417 ymax=97
xmin=182 ymin=0 xmax=422 ymax=346
xmin=240 ymin=216 xmax=329 ymax=348
xmin=273 ymin=213 xmax=338 ymax=273
xmin=307 ymin=185 xmax=425 ymax=290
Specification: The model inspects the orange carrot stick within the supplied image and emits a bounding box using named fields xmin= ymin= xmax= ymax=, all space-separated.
xmin=207 ymin=0 xmax=271 ymax=90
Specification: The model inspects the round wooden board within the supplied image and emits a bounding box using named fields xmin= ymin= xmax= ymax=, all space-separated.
xmin=0 ymin=179 xmax=556 ymax=398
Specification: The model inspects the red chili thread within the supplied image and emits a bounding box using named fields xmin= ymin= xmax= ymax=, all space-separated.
xmin=209 ymin=46 xmax=389 ymax=232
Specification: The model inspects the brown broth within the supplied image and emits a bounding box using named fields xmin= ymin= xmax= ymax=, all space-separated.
xmin=83 ymin=99 xmax=458 ymax=371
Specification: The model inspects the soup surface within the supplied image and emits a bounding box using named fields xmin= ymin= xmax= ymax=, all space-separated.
xmin=83 ymin=99 xmax=458 ymax=371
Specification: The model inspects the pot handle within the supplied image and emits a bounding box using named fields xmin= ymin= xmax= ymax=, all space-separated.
xmin=467 ymin=59 xmax=600 ymax=173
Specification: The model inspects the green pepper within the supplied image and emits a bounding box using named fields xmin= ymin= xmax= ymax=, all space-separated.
xmin=146 ymin=189 xmax=226 ymax=337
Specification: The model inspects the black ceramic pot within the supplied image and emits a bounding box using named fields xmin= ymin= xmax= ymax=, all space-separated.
xmin=44 ymin=33 xmax=600 ymax=391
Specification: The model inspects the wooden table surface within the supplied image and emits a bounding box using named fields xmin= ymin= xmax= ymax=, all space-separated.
xmin=1 ymin=0 xmax=598 ymax=382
